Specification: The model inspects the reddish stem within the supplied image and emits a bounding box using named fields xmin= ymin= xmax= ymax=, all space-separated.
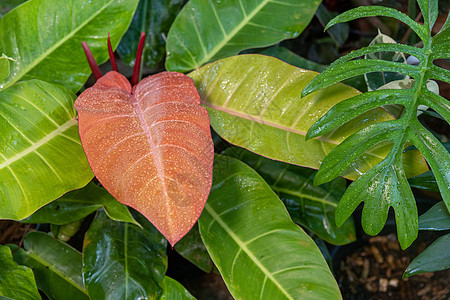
xmin=81 ymin=41 xmax=102 ymax=80
xmin=131 ymin=32 xmax=146 ymax=86
xmin=107 ymin=33 xmax=119 ymax=72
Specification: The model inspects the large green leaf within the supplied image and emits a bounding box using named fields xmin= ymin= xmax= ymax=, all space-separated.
xmin=0 ymin=245 xmax=40 ymax=300
xmin=0 ymin=80 xmax=93 ymax=220
xmin=224 ymin=147 xmax=355 ymax=245
xmin=198 ymin=155 xmax=341 ymax=299
xmin=174 ymin=224 xmax=213 ymax=273
xmin=0 ymin=0 xmax=139 ymax=92
xmin=83 ymin=211 xmax=167 ymax=300
xmin=188 ymin=54 xmax=428 ymax=181
xmin=160 ymin=277 xmax=196 ymax=300
xmin=165 ymin=0 xmax=321 ymax=72
xmin=10 ymin=231 xmax=89 ymax=300
xmin=403 ymin=233 xmax=450 ymax=278
xmin=117 ymin=0 xmax=183 ymax=69
xmin=23 ymin=182 xmax=138 ymax=226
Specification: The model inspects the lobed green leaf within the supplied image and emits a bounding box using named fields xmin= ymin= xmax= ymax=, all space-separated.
xmin=302 ymin=60 xmax=419 ymax=97
xmin=324 ymin=6 xmax=426 ymax=41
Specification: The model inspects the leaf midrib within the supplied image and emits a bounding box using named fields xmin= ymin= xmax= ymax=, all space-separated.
xmin=204 ymin=202 xmax=294 ymax=300
xmin=2 ymin=0 xmax=114 ymax=91
xmin=0 ymin=119 xmax=77 ymax=169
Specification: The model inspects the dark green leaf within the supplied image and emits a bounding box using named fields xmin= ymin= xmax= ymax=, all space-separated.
xmin=23 ymin=182 xmax=138 ymax=226
xmin=419 ymin=201 xmax=450 ymax=230
xmin=166 ymin=0 xmax=321 ymax=72
xmin=408 ymin=170 xmax=439 ymax=192
xmin=224 ymin=147 xmax=356 ymax=245
xmin=0 ymin=80 xmax=93 ymax=220
xmin=199 ymin=155 xmax=341 ymax=299
xmin=160 ymin=277 xmax=196 ymax=300
xmin=83 ymin=211 xmax=167 ymax=300
xmin=11 ymin=231 xmax=89 ymax=300
xmin=174 ymin=224 xmax=212 ymax=273
xmin=117 ymin=0 xmax=183 ymax=69
xmin=403 ymin=233 xmax=450 ymax=278
xmin=0 ymin=245 xmax=40 ymax=300
xmin=316 ymin=3 xmax=349 ymax=47
xmin=0 ymin=0 xmax=139 ymax=92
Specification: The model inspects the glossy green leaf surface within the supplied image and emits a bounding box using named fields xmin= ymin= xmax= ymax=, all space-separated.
xmin=408 ymin=170 xmax=439 ymax=192
xmin=51 ymin=220 xmax=82 ymax=242
xmin=166 ymin=0 xmax=321 ymax=72
xmin=403 ymin=233 xmax=450 ymax=278
xmin=83 ymin=211 xmax=167 ymax=300
xmin=174 ymin=224 xmax=213 ymax=273
xmin=160 ymin=277 xmax=196 ymax=300
xmin=189 ymin=54 xmax=428 ymax=181
xmin=198 ymin=155 xmax=341 ymax=299
xmin=0 ymin=245 xmax=40 ymax=300
xmin=301 ymin=4 xmax=449 ymax=249
xmin=117 ymin=0 xmax=183 ymax=69
xmin=11 ymin=231 xmax=89 ymax=300
xmin=0 ymin=80 xmax=93 ymax=220
xmin=419 ymin=201 xmax=450 ymax=230
xmin=0 ymin=0 xmax=139 ymax=92
xmin=23 ymin=182 xmax=138 ymax=226
xmin=224 ymin=147 xmax=355 ymax=245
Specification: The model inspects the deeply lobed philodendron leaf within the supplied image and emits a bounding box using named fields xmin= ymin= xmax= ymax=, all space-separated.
xmin=302 ymin=1 xmax=450 ymax=249
xmin=74 ymin=71 xmax=214 ymax=246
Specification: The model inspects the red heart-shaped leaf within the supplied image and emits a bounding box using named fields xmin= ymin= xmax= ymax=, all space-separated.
xmin=74 ymin=71 xmax=214 ymax=245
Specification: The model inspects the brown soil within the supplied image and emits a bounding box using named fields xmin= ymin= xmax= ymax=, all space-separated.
xmin=335 ymin=233 xmax=450 ymax=300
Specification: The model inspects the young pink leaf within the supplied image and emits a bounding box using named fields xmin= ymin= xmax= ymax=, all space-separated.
xmin=74 ymin=71 xmax=214 ymax=246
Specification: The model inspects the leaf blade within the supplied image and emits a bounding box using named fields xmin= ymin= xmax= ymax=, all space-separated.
xmin=165 ymin=0 xmax=321 ymax=72
xmin=199 ymin=155 xmax=342 ymax=299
